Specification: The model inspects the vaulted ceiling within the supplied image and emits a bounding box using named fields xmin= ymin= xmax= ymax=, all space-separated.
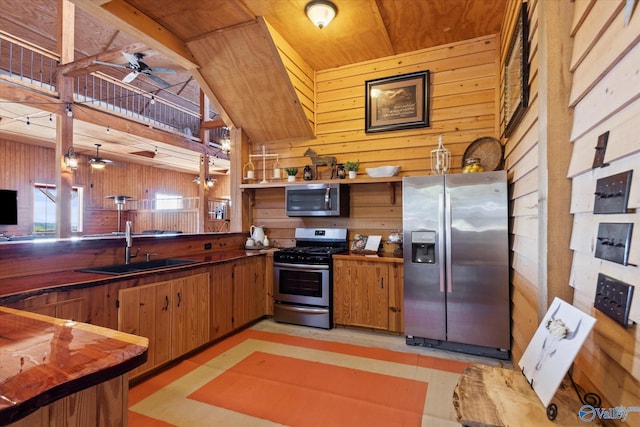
xmin=0 ymin=0 xmax=507 ymax=173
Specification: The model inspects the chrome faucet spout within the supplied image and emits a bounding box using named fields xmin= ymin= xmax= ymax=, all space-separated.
xmin=125 ymin=221 xmax=133 ymax=248
xmin=125 ymin=221 xmax=135 ymax=263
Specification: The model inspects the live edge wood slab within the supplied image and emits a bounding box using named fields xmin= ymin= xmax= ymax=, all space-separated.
xmin=0 ymin=307 xmax=148 ymax=426
xmin=453 ymin=364 xmax=604 ymax=426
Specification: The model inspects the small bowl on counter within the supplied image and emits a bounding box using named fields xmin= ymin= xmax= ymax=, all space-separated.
xmin=366 ymin=165 xmax=400 ymax=178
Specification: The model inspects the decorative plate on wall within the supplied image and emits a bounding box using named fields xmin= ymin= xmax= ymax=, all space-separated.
xmin=462 ymin=137 xmax=504 ymax=171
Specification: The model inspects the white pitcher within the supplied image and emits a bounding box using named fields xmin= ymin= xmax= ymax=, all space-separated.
xmin=250 ymin=225 xmax=265 ymax=243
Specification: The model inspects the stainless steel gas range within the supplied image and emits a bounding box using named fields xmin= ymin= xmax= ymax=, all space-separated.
xmin=273 ymin=228 xmax=348 ymax=329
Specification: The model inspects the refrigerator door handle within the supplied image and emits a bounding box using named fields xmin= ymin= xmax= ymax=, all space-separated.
xmin=439 ymin=192 xmax=446 ymax=293
xmin=445 ymin=191 xmax=453 ymax=293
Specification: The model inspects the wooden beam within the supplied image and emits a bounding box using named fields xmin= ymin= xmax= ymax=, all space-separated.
xmin=56 ymin=0 xmax=75 ymax=238
xmin=201 ymin=118 xmax=226 ymax=130
xmin=57 ymin=41 xmax=146 ymax=77
xmin=57 ymin=0 xmax=75 ymax=64
xmin=537 ymin=0 xmax=576 ymax=312
xmin=68 ymin=0 xmax=198 ymax=70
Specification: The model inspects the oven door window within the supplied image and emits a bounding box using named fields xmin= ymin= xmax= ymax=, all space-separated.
xmin=279 ymin=269 xmax=325 ymax=297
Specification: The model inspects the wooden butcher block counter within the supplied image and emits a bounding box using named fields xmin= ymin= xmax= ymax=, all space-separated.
xmin=0 ymin=307 xmax=148 ymax=427
xmin=453 ymin=364 xmax=605 ymax=426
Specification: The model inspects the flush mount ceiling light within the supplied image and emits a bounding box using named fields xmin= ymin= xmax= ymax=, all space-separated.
xmin=305 ymin=0 xmax=337 ymax=29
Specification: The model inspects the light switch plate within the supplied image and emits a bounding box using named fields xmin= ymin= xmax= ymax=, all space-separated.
xmin=592 ymin=131 xmax=609 ymax=168
xmin=593 ymin=170 xmax=633 ymax=214
xmin=595 ymin=223 xmax=634 ymax=265
xmin=594 ymin=273 xmax=634 ymax=327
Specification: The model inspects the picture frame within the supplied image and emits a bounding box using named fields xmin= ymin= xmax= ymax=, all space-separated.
xmin=365 ymin=70 xmax=429 ymax=133
xmin=503 ymin=2 xmax=529 ymax=137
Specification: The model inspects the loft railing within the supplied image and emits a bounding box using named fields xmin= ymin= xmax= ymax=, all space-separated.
xmin=73 ymin=72 xmax=201 ymax=138
xmin=0 ymin=32 xmax=201 ymax=139
xmin=0 ymin=30 xmax=59 ymax=94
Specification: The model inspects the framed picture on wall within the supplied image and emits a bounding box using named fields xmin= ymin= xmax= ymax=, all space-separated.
xmin=503 ymin=2 xmax=529 ymax=137
xmin=365 ymin=70 xmax=430 ymax=133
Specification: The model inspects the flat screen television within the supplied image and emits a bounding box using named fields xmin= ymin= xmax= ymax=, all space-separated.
xmin=0 ymin=189 xmax=18 ymax=225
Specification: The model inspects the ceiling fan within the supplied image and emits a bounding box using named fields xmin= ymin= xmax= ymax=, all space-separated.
xmin=94 ymin=52 xmax=175 ymax=87
xmin=89 ymin=144 xmax=113 ymax=169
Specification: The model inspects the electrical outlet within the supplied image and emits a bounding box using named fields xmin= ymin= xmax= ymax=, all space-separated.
xmin=594 ymin=273 xmax=634 ymax=328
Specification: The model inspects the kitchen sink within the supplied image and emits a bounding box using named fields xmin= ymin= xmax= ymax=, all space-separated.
xmin=76 ymin=258 xmax=198 ymax=275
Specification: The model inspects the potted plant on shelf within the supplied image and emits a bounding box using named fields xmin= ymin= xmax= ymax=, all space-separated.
xmin=345 ymin=161 xmax=360 ymax=179
xmin=285 ymin=167 xmax=298 ymax=182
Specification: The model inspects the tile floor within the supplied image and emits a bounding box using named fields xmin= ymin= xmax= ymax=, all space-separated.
xmin=128 ymin=319 xmax=510 ymax=427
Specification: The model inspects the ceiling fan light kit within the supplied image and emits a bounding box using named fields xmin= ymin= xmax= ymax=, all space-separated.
xmin=89 ymin=143 xmax=112 ymax=169
xmin=305 ymin=0 xmax=337 ymax=29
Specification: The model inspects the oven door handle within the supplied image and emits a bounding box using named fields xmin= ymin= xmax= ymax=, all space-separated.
xmin=275 ymin=304 xmax=329 ymax=315
xmin=274 ymin=262 xmax=330 ymax=270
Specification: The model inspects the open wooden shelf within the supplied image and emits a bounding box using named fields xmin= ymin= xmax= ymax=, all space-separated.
xmin=239 ymin=176 xmax=403 ymax=204
xmin=239 ymin=176 xmax=402 ymax=189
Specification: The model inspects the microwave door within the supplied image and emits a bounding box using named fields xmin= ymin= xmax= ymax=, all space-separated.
xmin=285 ymin=184 xmax=349 ymax=217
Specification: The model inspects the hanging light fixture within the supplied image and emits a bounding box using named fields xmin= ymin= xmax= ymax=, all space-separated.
xmin=220 ymin=127 xmax=231 ymax=154
xmin=305 ymin=0 xmax=337 ymax=29
xmin=431 ymin=135 xmax=450 ymax=175
xmin=206 ymin=176 xmax=216 ymax=188
xmin=64 ymin=147 xmax=78 ymax=170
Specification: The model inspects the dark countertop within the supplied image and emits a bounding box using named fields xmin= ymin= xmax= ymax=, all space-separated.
xmin=0 ymin=249 xmax=265 ymax=304
xmin=0 ymin=306 xmax=148 ymax=425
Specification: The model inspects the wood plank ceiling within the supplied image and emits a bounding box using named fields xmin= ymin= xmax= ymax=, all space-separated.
xmin=0 ymin=0 xmax=506 ymax=174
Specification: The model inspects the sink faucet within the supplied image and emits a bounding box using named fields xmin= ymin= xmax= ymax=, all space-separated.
xmin=124 ymin=221 xmax=140 ymax=264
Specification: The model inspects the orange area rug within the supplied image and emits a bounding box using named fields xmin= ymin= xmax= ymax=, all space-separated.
xmin=129 ymin=328 xmax=470 ymax=426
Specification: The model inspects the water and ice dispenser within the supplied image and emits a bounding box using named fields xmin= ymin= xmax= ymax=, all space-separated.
xmin=411 ymin=230 xmax=436 ymax=264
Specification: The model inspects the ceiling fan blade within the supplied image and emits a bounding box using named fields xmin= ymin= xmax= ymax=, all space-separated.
xmin=145 ymin=73 xmax=171 ymax=88
xmin=147 ymin=67 xmax=176 ymax=74
xmin=93 ymin=60 xmax=130 ymax=70
xmin=123 ymin=71 xmax=138 ymax=83
xmin=122 ymin=51 xmax=140 ymax=66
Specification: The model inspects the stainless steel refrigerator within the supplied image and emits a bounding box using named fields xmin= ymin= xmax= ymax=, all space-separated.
xmin=403 ymin=171 xmax=510 ymax=359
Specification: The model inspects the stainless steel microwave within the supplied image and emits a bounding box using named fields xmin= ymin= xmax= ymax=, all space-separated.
xmin=285 ymin=183 xmax=349 ymax=217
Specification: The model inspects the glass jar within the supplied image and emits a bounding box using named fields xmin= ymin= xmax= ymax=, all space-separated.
xmin=462 ymin=158 xmax=484 ymax=173
xmin=336 ymin=163 xmax=346 ymax=179
xmin=303 ymin=165 xmax=313 ymax=180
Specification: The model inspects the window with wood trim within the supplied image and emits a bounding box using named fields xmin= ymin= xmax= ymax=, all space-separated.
xmin=33 ymin=184 xmax=83 ymax=233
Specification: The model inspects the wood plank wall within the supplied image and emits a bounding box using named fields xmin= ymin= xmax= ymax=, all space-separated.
xmin=247 ymin=34 xmax=499 ymax=247
xmin=0 ymin=138 xmax=230 ymax=236
xmin=502 ymin=0 xmax=540 ymax=365
xmin=565 ymin=0 xmax=640 ymax=417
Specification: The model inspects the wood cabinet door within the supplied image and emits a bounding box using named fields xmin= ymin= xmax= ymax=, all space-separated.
xmin=350 ymin=262 xmax=389 ymax=330
xmin=233 ymin=257 xmax=265 ymax=328
xmin=210 ymin=263 xmax=234 ymax=340
xmin=171 ymin=273 xmax=210 ymax=357
xmin=118 ymin=281 xmax=171 ymax=375
xmin=387 ymin=263 xmax=404 ymax=333
xmin=332 ymin=259 xmax=351 ymax=325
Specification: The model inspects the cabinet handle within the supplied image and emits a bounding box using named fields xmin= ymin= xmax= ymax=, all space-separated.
xmin=177 ymin=292 xmax=182 ymax=307
xmin=380 ymin=277 xmax=384 ymax=289
xmin=162 ymin=295 xmax=169 ymax=311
